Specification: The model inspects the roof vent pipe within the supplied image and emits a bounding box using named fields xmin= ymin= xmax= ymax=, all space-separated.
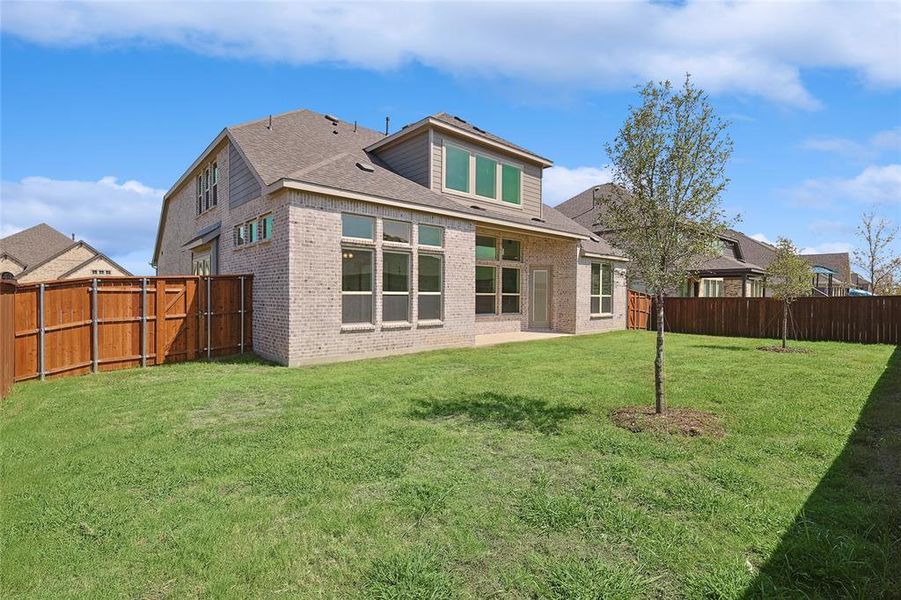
xmin=266 ymin=115 xmax=272 ymax=130
xmin=385 ymin=115 xmax=390 ymax=136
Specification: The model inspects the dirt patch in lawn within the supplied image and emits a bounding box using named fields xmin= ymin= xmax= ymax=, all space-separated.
xmin=611 ymin=406 xmax=724 ymax=438
xmin=757 ymin=345 xmax=812 ymax=354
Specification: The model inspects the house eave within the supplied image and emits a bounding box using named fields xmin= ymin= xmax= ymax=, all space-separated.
xmin=270 ymin=179 xmax=588 ymax=241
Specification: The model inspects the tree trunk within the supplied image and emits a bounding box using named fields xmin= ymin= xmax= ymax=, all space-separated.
xmin=655 ymin=293 xmax=666 ymax=414
xmin=782 ymin=301 xmax=788 ymax=349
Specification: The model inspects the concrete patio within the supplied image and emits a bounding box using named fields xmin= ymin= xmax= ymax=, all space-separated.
xmin=474 ymin=331 xmax=571 ymax=347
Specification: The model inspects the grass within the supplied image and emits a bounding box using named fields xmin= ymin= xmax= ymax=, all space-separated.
xmin=1 ymin=331 xmax=897 ymax=599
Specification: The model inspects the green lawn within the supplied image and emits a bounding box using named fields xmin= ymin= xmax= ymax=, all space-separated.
xmin=1 ymin=331 xmax=898 ymax=599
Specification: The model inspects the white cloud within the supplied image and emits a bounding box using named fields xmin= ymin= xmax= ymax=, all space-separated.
xmin=2 ymin=1 xmax=899 ymax=108
xmin=791 ymin=164 xmax=901 ymax=208
xmin=0 ymin=176 xmax=164 ymax=275
xmin=749 ymin=232 xmax=775 ymax=245
xmin=543 ymin=165 xmax=613 ymax=206
xmin=801 ymin=127 xmax=901 ymax=160
xmin=801 ymin=242 xmax=853 ymax=255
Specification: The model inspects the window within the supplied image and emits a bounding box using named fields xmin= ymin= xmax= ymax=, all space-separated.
xmin=203 ymin=167 xmax=211 ymax=211
xmin=260 ymin=213 xmax=273 ymax=241
xmin=192 ymin=255 xmax=210 ymax=276
xmin=749 ymin=279 xmax=764 ymax=298
xmin=246 ymin=220 xmax=258 ymax=244
xmin=383 ymin=252 xmax=410 ymax=322
xmin=475 ymin=266 xmax=496 ymax=314
xmin=212 ymin=162 xmax=219 ymax=206
xmin=501 ymin=239 xmax=521 ymax=261
xmin=445 ymin=145 xmax=470 ymax=192
xmin=418 ymin=224 xmax=443 ymax=247
xmin=1 ymin=272 xmax=14 ymax=281
xmin=475 ymin=155 xmax=497 ymax=199
xmin=342 ymin=248 xmax=373 ymax=323
xmin=590 ymin=262 xmax=613 ymax=315
xmin=501 ymin=267 xmax=520 ymax=313
xmin=91 ymin=269 xmax=112 ymax=276
xmin=418 ymin=254 xmax=442 ymax=321
xmin=383 ymin=219 xmax=411 ymax=244
xmin=196 ymin=176 xmax=203 ymax=215
xmin=342 ymin=214 xmax=374 ymax=240
xmin=702 ymin=278 xmax=724 ymax=297
xmin=444 ymin=142 xmax=522 ymax=206
xmin=501 ymin=164 xmax=522 ymax=205
xmin=234 ymin=224 xmax=245 ymax=247
xmin=476 ymin=235 xmax=497 ymax=260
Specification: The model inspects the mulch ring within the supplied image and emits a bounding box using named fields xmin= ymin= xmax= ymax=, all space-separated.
xmin=610 ymin=406 xmax=724 ymax=438
xmin=757 ymin=345 xmax=812 ymax=354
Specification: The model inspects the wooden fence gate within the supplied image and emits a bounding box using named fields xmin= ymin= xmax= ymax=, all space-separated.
xmin=2 ymin=275 xmax=252 ymax=391
xmin=627 ymin=290 xmax=653 ymax=330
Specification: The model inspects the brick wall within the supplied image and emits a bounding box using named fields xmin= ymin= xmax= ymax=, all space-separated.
xmin=573 ymin=256 xmax=628 ymax=334
xmin=18 ymin=245 xmax=95 ymax=283
xmin=286 ymin=191 xmax=476 ymax=365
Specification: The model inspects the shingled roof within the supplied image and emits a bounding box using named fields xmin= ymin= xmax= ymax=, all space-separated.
xmin=225 ymin=109 xmax=586 ymax=238
xmin=802 ymin=252 xmax=851 ymax=284
xmin=0 ymin=223 xmax=74 ymax=269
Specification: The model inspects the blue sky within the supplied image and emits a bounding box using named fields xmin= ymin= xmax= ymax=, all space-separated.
xmin=1 ymin=1 xmax=899 ymax=276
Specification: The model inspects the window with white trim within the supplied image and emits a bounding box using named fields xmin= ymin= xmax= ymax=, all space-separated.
xmin=342 ymin=214 xmax=374 ymax=240
xmin=749 ymin=279 xmax=764 ymax=298
xmin=383 ymin=219 xmax=411 ymax=244
xmin=501 ymin=267 xmax=520 ymax=313
xmin=702 ymin=278 xmax=724 ymax=297
xmin=196 ymin=176 xmax=203 ymax=215
xmin=211 ymin=162 xmax=219 ymax=207
xmin=443 ymin=141 xmax=523 ymax=206
xmin=418 ymin=254 xmax=442 ymax=321
xmin=203 ymin=166 xmax=211 ymax=211
xmin=475 ymin=266 xmax=496 ymax=314
xmin=342 ymin=247 xmax=373 ymax=323
xmin=246 ymin=219 xmax=258 ymax=244
xmin=260 ymin=213 xmax=273 ymax=241
xmin=590 ymin=262 xmax=613 ymax=315
xmin=382 ymin=251 xmax=410 ymax=322
xmin=419 ymin=224 xmax=443 ymax=247
xmin=233 ymin=224 xmax=245 ymax=248
xmin=501 ymin=239 xmax=521 ymax=261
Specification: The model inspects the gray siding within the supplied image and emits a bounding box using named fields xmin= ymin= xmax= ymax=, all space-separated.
xmin=229 ymin=143 xmax=261 ymax=208
xmin=429 ymin=131 xmax=543 ymax=220
xmin=375 ymin=131 xmax=430 ymax=187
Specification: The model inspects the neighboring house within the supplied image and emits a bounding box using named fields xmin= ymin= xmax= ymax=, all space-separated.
xmin=803 ymin=252 xmax=855 ymax=297
xmin=0 ymin=223 xmax=131 ymax=283
xmin=556 ymin=185 xmax=772 ymax=297
xmin=850 ymin=272 xmax=872 ymax=294
xmin=152 ymin=109 xmax=628 ymax=366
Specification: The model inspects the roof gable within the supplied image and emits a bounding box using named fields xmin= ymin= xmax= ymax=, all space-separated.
xmin=0 ymin=223 xmax=74 ymax=268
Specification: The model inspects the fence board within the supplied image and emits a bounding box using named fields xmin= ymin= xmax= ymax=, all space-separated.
xmin=627 ymin=291 xmax=653 ymax=330
xmin=0 ymin=282 xmax=14 ymax=398
xmin=3 ymin=276 xmax=252 ymax=390
xmin=654 ymin=296 xmax=901 ymax=345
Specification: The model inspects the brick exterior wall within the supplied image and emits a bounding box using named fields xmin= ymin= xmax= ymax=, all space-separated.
xmin=286 ymin=191 xmax=476 ymax=366
xmin=573 ymin=257 xmax=628 ymax=334
xmin=724 ymin=277 xmax=744 ymax=298
xmin=18 ymin=245 xmax=95 ymax=283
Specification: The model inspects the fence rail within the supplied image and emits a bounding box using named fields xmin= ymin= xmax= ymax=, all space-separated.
xmin=654 ymin=296 xmax=900 ymax=345
xmin=1 ymin=275 xmax=252 ymax=394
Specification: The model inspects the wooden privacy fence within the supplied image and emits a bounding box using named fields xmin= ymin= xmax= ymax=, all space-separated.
xmin=0 ymin=282 xmax=15 ymax=398
xmin=654 ymin=296 xmax=900 ymax=345
xmin=4 ymin=275 xmax=252 ymax=387
xmin=627 ymin=290 xmax=653 ymax=330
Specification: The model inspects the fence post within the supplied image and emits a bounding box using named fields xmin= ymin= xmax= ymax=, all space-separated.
xmin=38 ymin=283 xmax=45 ymax=381
xmin=206 ymin=276 xmax=212 ymax=360
xmin=91 ymin=278 xmax=99 ymax=374
xmin=140 ymin=278 xmax=147 ymax=367
xmin=239 ymin=275 xmax=245 ymax=354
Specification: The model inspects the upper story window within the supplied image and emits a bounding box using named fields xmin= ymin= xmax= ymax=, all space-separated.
xmin=443 ymin=141 xmax=522 ymax=206
xmin=418 ymin=224 xmax=443 ymax=247
xmin=342 ymin=214 xmax=374 ymax=240
xmin=196 ymin=160 xmax=219 ymax=216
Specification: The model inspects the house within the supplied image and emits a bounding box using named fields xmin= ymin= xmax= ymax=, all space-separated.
xmin=0 ymin=223 xmax=131 ymax=283
xmin=152 ymin=109 xmax=628 ymax=366
xmin=556 ymin=185 xmax=771 ymax=297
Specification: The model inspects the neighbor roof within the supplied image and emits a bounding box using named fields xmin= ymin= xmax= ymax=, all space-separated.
xmin=0 ymin=223 xmax=75 ymax=269
xmin=803 ymin=253 xmax=851 ymax=284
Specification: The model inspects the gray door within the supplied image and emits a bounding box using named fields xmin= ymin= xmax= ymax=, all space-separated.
xmin=531 ymin=268 xmax=549 ymax=328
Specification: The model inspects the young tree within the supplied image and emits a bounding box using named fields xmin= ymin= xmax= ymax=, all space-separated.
xmin=853 ymin=210 xmax=900 ymax=295
xmin=768 ymin=238 xmax=812 ymax=349
xmin=598 ymin=76 xmax=733 ymax=414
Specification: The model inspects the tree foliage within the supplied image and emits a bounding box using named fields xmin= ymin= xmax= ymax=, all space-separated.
xmin=768 ymin=238 xmax=812 ymax=348
xmin=599 ymin=76 xmax=734 ymax=296
xmin=598 ymin=76 xmax=733 ymax=413
xmin=853 ymin=209 xmax=900 ymax=295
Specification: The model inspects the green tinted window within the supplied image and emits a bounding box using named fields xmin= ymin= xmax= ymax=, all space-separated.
xmin=418 ymin=224 xmax=443 ymax=247
xmin=501 ymin=164 xmax=521 ymax=204
xmin=475 ymin=155 xmax=497 ymax=199
xmin=445 ymin=145 xmax=470 ymax=192
xmin=501 ymin=239 xmax=521 ymax=261
xmin=475 ymin=235 xmax=497 ymax=260
xmin=342 ymin=214 xmax=374 ymax=239
xmin=475 ymin=266 xmax=496 ymax=293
